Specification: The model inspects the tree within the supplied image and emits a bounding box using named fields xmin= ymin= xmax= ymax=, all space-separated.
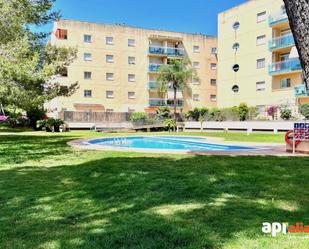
xmin=283 ymin=0 xmax=309 ymax=93
xmin=299 ymin=103 xmax=309 ymax=119
xmin=0 ymin=0 xmax=78 ymax=129
xmin=157 ymin=59 xmax=196 ymax=121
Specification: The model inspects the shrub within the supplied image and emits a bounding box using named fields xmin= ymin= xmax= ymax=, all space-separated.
xmin=238 ymin=103 xmax=249 ymax=121
xmin=267 ymin=105 xmax=278 ymax=120
xmin=37 ymin=118 xmax=65 ymax=132
xmin=300 ymin=103 xmax=309 ymax=119
xmin=130 ymin=112 xmax=148 ymax=123
xmin=185 ymin=108 xmax=201 ymax=121
xmin=26 ymin=107 xmax=46 ymax=130
xmin=209 ymin=108 xmax=223 ymax=121
xmin=163 ymin=118 xmax=176 ymax=131
xmin=220 ymin=107 xmax=239 ymax=121
xmin=0 ymin=115 xmax=8 ymax=122
xmin=279 ymin=104 xmax=292 ymax=120
xmin=156 ymin=107 xmax=172 ymax=120
xmin=247 ymin=106 xmax=259 ymax=120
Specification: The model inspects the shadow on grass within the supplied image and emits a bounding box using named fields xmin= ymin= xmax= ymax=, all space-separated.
xmin=0 ymin=153 xmax=308 ymax=248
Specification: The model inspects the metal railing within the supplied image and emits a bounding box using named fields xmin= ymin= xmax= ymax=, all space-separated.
xmin=149 ymin=46 xmax=185 ymax=57
xmin=269 ymin=12 xmax=288 ymax=26
xmin=268 ymin=59 xmax=302 ymax=75
xmin=149 ymin=64 xmax=163 ymax=72
xmin=268 ymin=34 xmax=294 ymax=51
xmin=294 ymin=85 xmax=308 ymax=97
xmin=149 ymin=98 xmax=183 ymax=107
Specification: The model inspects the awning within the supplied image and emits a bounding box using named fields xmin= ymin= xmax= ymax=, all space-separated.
xmin=289 ymin=46 xmax=299 ymax=59
xmin=167 ymin=91 xmax=183 ymax=99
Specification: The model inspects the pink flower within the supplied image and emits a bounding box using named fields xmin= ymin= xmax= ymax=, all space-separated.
xmin=0 ymin=115 xmax=8 ymax=122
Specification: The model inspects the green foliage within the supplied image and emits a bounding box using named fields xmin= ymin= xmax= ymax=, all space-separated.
xmin=238 ymin=103 xmax=249 ymax=121
xmin=130 ymin=112 xmax=148 ymax=123
xmin=185 ymin=107 xmax=209 ymax=121
xmin=209 ymin=108 xmax=223 ymax=121
xmin=37 ymin=118 xmax=65 ymax=132
xmin=220 ymin=107 xmax=239 ymax=121
xmin=300 ymin=103 xmax=309 ymax=119
xmin=163 ymin=118 xmax=176 ymax=131
xmin=247 ymin=106 xmax=259 ymax=120
xmin=155 ymin=107 xmax=172 ymax=120
xmin=279 ymin=104 xmax=293 ymax=120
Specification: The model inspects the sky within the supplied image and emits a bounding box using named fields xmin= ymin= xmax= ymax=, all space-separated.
xmin=45 ymin=0 xmax=248 ymax=36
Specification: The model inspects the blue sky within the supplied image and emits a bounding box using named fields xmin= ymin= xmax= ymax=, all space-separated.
xmin=45 ymin=0 xmax=247 ymax=36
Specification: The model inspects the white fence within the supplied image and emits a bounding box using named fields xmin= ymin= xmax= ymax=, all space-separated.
xmin=184 ymin=121 xmax=295 ymax=133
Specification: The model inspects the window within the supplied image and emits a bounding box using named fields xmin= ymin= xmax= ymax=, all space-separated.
xmin=232 ymin=64 xmax=240 ymax=72
xmin=257 ymin=11 xmax=267 ymax=23
xmin=59 ymin=67 xmax=68 ymax=77
xmin=256 ymin=35 xmax=266 ymax=45
xmin=84 ymin=90 xmax=92 ymax=97
xmin=128 ymin=56 xmax=135 ymax=65
xmin=233 ymin=21 xmax=240 ymax=30
xmin=128 ymin=39 xmax=135 ymax=47
xmin=128 ymin=92 xmax=135 ymax=99
xmin=56 ymin=29 xmax=67 ymax=40
xmin=84 ymin=53 xmax=92 ymax=61
xmin=106 ymin=73 xmax=114 ymax=81
xmin=256 ymin=81 xmax=266 ymax=91
xmin=232 ymin=85 xmax=239 ymax=93
xmin=192 ymin=77 xmax=199 ymax=85
xmin=84 ymin=34 xmax=92 ymax=43
xmin=106 ymin=109 xmax=114 ymax=112
xmin=84 ymin=71 xmax=92 ymax=79
xmin=257 ymin=58 xmax=266 ymax=69
xmin=211 ymin=63 xmax=217 ymax=70
xmin=106 ymin=54 xmax=114 ymax=63
xmin=106 ymin=91 xmax=114 ymax=99
xmin=281 ymin=78 xmax=291 ymax=88
xmin=210 ymin=95 xmax=217 ymax=102
xmin=193 ymin=62 xmax=200 ymax=69
xmin=193 ymin=94 xmax=199 ymax=101
xmin=210 ymin=79 xmax=217 ymax=86
xmin=106 ymin=36 xmax=113 ymax=45
xmin=128 ymin=74 xmax=135 ymax=82
xmin=211 ymin=47 xmax=217 ymax=54
xmin=232 ymin=43 xmax=240 ymax=51
xmin=193 ymin=45 xmax=200 ymax=53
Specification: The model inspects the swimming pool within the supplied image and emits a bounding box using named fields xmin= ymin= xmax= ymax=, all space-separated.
xmin=85 ymin=136 xmax=258 ymax=152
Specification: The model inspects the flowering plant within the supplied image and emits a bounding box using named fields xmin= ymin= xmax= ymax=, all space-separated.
xmin=0 ymin=115 xmax=8 ymax=122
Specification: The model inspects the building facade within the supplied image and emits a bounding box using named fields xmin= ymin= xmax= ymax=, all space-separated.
xmin=217 ymin=0 xmax=308 ymax=115
xmin=49 ymin=20 xmax=217 ymax=113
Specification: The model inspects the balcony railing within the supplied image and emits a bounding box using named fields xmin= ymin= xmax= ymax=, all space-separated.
xmin=149 ymin=98 xmax=183 ymax=107
xmin=268 ymin=59 xmax=302 ymax=75
xmin=294 ymin=85 xmax=308 ymax=97
xmin=148 ymin=81 xmax=160 ymax=90
xmin=269 ymin=12 xmax=288 ymax=26
xmin=149 ymin=46 xmax=185 ymax=57
xmin=268 ymin=34 xmax=294 ymax=51
xmin=149 ymin=64 xmax=163 ymax=72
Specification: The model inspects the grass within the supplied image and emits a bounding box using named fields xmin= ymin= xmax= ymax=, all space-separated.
xmin=0 ymin=130 xmax=308 ymax=249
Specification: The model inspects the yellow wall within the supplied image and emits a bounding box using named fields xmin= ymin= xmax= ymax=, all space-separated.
xmin=49 ymin=20 xmax=217 ymax=113
xmin=217 ymin=0 xmax=304 ymax=111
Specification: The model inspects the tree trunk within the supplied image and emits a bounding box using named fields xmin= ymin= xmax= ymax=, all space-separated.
xmin=173 ymin=86 xmax=177 ymax=123
xmin=283 ymin=0 xmax=309 ymax=93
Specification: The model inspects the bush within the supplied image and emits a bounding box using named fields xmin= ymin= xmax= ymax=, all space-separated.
xmin=185 ymin=108 xmax=201 ymax=121
xmin=238 ymin=103 xmax=249 ymax=121
xmin=130 ymin=112 xmax=148 ymax=123
xmin=37 ymin=118 xmax=65 ymax=132
xmin=209 ymin=108 xmax=223 ymax=121
xmin=267 ymin=105 xmax=278 ymax=120
xmin=163 ymin=118 xmax=176 ymax=131
xmin=156 ymin=107 xmax=172 ymax=120
xmin=26 ymin=107 xmax=46 ymax=130
xmin=279 ymin=104 xmax=292 ymax=120
xmin=300 ymin=103 xmax=309 ymax=119
xmin=0 ymin=115 xmax=8 ymax=123
xmin=247 ymin=106 xmax=259 ymax=120
xmin=220 ymin=107 xmax=239 ymax=121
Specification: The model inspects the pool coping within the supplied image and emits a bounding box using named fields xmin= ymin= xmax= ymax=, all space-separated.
xmin=68 ymin=135 xmax=308 ymax=156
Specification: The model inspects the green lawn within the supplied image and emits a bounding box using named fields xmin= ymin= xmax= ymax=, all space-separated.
xmin=0 ymin=130 xmax=308 ymax=249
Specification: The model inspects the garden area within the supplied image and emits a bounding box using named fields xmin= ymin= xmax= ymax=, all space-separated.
xmin=0 ymin=129 xmax=308 ymax=249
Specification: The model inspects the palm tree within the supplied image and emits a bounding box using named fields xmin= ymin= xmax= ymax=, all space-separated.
xmin=156 ymin=58 xmax=196 ymax=121
xmin=283 ymin=0 xmax=309 ymax=93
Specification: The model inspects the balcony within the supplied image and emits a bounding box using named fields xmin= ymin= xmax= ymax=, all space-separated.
xmin=268 ymin=34 xmax=294 ymax=51
xmin=148 ymin=81 xmax=160 ymax=90
xmin=149 ymin=64 xmax=163 ymax=72
xmin=268 ymin=59 xmax=302 ymax=75
xmin=294 ymin=85 xmax=308 ymax=97
xmin=149 ymin=46 xmax=185 ymax=57
xmin=149 ymin=98 xmax=183 ymax=107
xmin=269 ymin=12 xmax=288 ymax=27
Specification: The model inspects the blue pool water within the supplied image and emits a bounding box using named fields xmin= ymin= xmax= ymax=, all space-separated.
xmin=86 ymin=136 xmax=257 ymax=152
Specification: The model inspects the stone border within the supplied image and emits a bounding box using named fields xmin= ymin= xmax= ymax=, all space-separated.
xmin=68 ymin=135 xmax=308 ymax=157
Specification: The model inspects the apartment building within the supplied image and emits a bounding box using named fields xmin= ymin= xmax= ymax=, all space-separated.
xmin=217 ymin=0 xmax=308 ymax=115
xmin=49 ymin=19 xmax=217 ymax=113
